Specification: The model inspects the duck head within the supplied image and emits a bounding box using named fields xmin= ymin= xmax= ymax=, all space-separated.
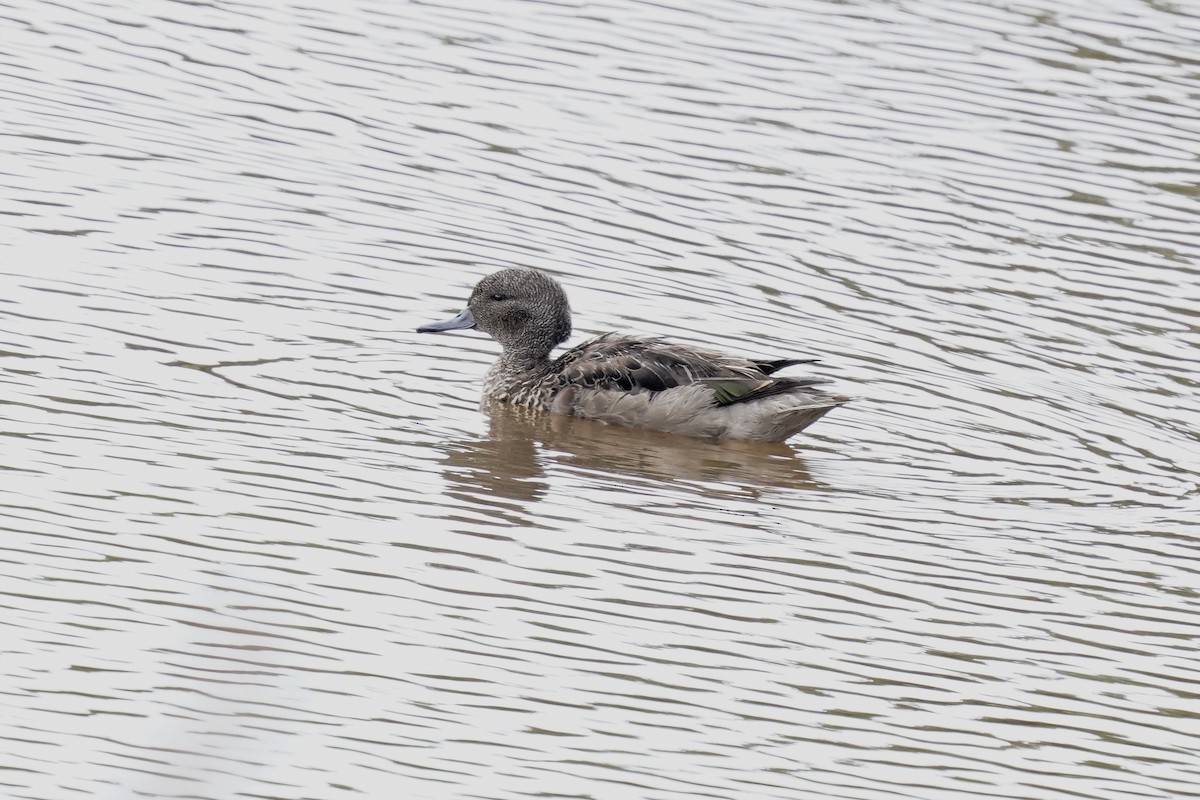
xmin=417 ymin=269 xmax=573 ymax=360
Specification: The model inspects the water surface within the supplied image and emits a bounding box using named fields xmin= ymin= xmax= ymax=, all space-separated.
xmin=2 ymin=0 xmax=1198 ymax=798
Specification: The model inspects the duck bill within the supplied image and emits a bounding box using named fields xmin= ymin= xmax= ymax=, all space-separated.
xmin=416 ymin=307 xmax=476 ymax=333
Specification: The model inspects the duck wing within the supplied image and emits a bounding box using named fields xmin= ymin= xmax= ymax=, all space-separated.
xmin=751 ymin=357 xmax=820 ymax=375
xmin=552 ymin=334 xmax=827 ymax=407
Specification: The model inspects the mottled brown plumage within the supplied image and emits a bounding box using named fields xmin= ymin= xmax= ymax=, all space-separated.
xmin=417 ymin=269 xmax=849 ymax=441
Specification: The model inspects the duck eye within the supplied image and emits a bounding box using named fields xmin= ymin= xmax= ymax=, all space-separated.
xmin=490 ymin=293 xmax=506 ymax=302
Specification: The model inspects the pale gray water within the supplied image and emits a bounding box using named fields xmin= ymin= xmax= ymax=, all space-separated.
xmin=2 ymin=0 xmax=1198 ymax=799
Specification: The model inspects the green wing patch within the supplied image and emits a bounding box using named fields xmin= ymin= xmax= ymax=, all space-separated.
xmin=704 ymin=378 xmax=773 ymax=406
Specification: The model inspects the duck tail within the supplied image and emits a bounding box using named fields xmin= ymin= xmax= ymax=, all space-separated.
xmin=758 ymin=390 xmax=855 ymax=441
xmin=752 ymin=357 xmax=820 ymax=375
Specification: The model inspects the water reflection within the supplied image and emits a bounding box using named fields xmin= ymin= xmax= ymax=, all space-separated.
xmin=441 ymin=401 xmax=816 ymax=508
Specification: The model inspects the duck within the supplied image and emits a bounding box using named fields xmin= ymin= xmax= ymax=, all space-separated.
xmin=417 ymin=269 xmax=849 ymax=442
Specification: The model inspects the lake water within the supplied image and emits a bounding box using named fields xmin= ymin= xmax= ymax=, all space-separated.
xmin=2 ymin=0 xmax=1198 ymax=798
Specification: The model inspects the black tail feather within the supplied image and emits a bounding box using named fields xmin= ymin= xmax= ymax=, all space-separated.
xmin=753 ymin=357 xmax=820 ymax=376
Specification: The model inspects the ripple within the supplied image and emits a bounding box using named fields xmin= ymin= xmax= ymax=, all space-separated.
xmin=2 ymin=0 xmax=1199 ymax=798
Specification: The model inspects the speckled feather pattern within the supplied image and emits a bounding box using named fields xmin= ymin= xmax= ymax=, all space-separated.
xmin=420 ymin=270 xmax=849 ymax=442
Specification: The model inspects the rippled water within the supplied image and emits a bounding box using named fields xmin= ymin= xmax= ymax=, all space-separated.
xmin=3 ymin=0 xmax=1198 ymax=798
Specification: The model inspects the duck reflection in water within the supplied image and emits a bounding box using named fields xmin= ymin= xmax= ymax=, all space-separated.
xmin=439 ymin=400 xmax=818 ymax=509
